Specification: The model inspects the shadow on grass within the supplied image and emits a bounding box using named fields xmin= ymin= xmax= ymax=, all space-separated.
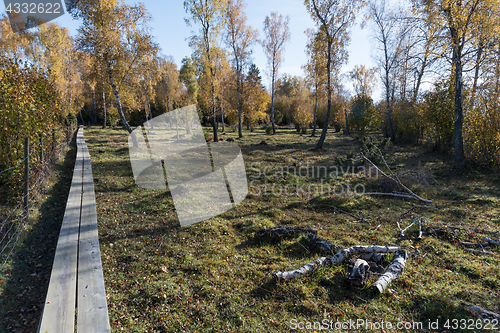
xmin=0 ymin=135 xmax=77 ymax=332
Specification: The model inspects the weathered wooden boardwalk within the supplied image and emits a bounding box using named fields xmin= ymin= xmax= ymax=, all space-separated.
xmin=38 ymin=127 xmax=110 ymax=333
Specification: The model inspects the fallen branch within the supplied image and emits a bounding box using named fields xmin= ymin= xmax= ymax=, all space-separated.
xmin=465 ymin=248 xmax=494 ymax=255
xmin=469 ymin=305 xmax=500 ymax=319
xmin=364 ymin=192 xmax=421 ymax=200
xmin=460 ymin=241 xmax=490 ymax=248
xmin=272 ymin=245 xmax=399 ymax=282
xmin=372 ymin=250 xmax=409 ymax=294
xmin=303 ymin=234 xmax=340 ymax=253
xmin=397 ymin=217 xmax=420 ymax=238
xmin=361 ymin=153 xmax=432 ymax=203
xmin=482 ymin=237 xmax=500 ymax=247
xmin=256 ymin=226 xmax=317 ymax=240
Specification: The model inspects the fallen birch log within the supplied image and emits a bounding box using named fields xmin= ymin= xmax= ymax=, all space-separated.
xmin=346 ymin=259 xmax=370 ymax=286
xmin=372 ymin=250 xmax=409 ymax=294
xmin=346 ymin=259 xmax=385 ymax=287
xmin=303 ymin=234 xmax=340 ymax=253
xmin=272 ymin=245 xmax=399 ymax=282
xmin=256 ymin=226 xmax=317 ymax=240
xmin=359 ymin=252 xmax=387 ymax=265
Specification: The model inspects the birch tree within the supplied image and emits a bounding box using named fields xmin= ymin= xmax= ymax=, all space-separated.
xmin=412 ymin=0 xmax=499 ymax=169
xmin=71 ymin=0 xmax=159 ymax=139
xmin=304 ymin=0 xmax=363 ymax=149
xmin=304 ymin=29 xmax=327 ymax=137
xmin=185 ymin=0 xmax=227 ymax=143
xmin=224 ymin=0 xmax=258 ymax=138
xmin=262 ymin=12 xmax=291 ymax=135
xmin=369 ymin=0 xmax=409 ymax=142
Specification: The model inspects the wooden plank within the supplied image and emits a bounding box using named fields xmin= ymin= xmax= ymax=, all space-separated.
xmin=77 ymin=133 xmax=111 ymax=333
xmin=39 ymin=128 xmax=85 ymax=333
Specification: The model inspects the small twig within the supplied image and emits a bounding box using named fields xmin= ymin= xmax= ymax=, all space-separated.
xmin=364 ymin=192 xmax=429 ymax=201
xmin=399 ymin=207 xmax=417 ymax=220
xmin=398 ymin=217 xmax=420 ymax=238
xmin=332 ymin=206 xmax=369 ymax=223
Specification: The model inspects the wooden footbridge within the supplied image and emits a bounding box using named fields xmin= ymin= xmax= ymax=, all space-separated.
xmin=38 ymin=127 xmax=110 ymax=333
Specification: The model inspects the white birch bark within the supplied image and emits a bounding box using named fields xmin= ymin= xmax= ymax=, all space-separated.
xmin=273 ymin=245 xmax=399 ymax=282
xmin=372 ymin=250 xmax=408 ymax=294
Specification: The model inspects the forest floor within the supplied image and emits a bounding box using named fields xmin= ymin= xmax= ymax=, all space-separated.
xmin=85 ymin=125 xmax=500 ymax=332
xmin=2 ymin=125 xmax=499 ymax=332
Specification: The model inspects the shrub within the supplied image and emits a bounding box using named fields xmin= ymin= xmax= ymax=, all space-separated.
xmin=0 ymin=58 xmax=62 ymax=192
xmin=464 ymin=91 xmax=500 ymax=165
xmin=349 ymin=94 xmax=378 ymax=133
xmin=265 ymin=124 xmax=273 ymax=135
xmin=420 ymin=79 xmax=455 ymax=151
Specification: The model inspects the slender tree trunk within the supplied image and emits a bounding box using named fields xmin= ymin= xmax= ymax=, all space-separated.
xmin=271 ymin=63 xmax=276 ymax=135
xmin=495 ymin=44 xmax=500 ymax=110
xmin=211 ymin=80 xmax=218 ymax=142
xmin=102 ymin=83 xmax=107 ymax=129
xmin=105 ymin=60 xmax=133 ymax=134
xmin=146 ymin=89 xmax=152 ymax=120
xmin=220 ymin=95 xmax=224 ymax=132
xmin=237 ymin=72 xmax=242 ymax=138
xmin=316 ymin=39 xmax=332 ymax=150
xmin=311 ymin=91 xmax=318 ymax=137
xmin=412 ymin=56 xmax=427 ymax=104
xmin=165 ymin=77 xmax=171 ymax=112
xmin=470 ymin=40 xmax=483 ymax=109
xmin=79 ymin=109 xmax=85 ymax=126
xmin=92 ymin=87 xmax=97 ymax=124
xmin=451 ymin=33 xmax=465 ymax=170
xmin=344 ymin=107 xmax=350 ymax=135
xmin=383 ymin=37 xmax=395 ymax=141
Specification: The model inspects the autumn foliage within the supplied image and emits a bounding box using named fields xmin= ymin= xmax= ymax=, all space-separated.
xmin=0 ymin=58 xmax=62 ymax=188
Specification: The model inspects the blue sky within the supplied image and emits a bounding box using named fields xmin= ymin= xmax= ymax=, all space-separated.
xmin=3 ymin=0 xmax=382 ymax=100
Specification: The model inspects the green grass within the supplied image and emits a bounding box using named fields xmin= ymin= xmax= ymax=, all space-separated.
xmin=83 ymin=126 xmax=500 ymax=332
xmin=3 ymin=125 xmax=500 ymax=332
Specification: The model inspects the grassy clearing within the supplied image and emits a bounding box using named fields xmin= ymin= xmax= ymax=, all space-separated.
xmin=86 ymin=126 xmax=500 ymax=332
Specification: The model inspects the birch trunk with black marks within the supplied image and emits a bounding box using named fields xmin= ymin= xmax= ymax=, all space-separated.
xmin=273 ymin=245 xmax=399 ymax=282
xmin=372 ymin=250 xmax=408 ymax=293
xmin=105 ymin=59 xmax=138 ymax=146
